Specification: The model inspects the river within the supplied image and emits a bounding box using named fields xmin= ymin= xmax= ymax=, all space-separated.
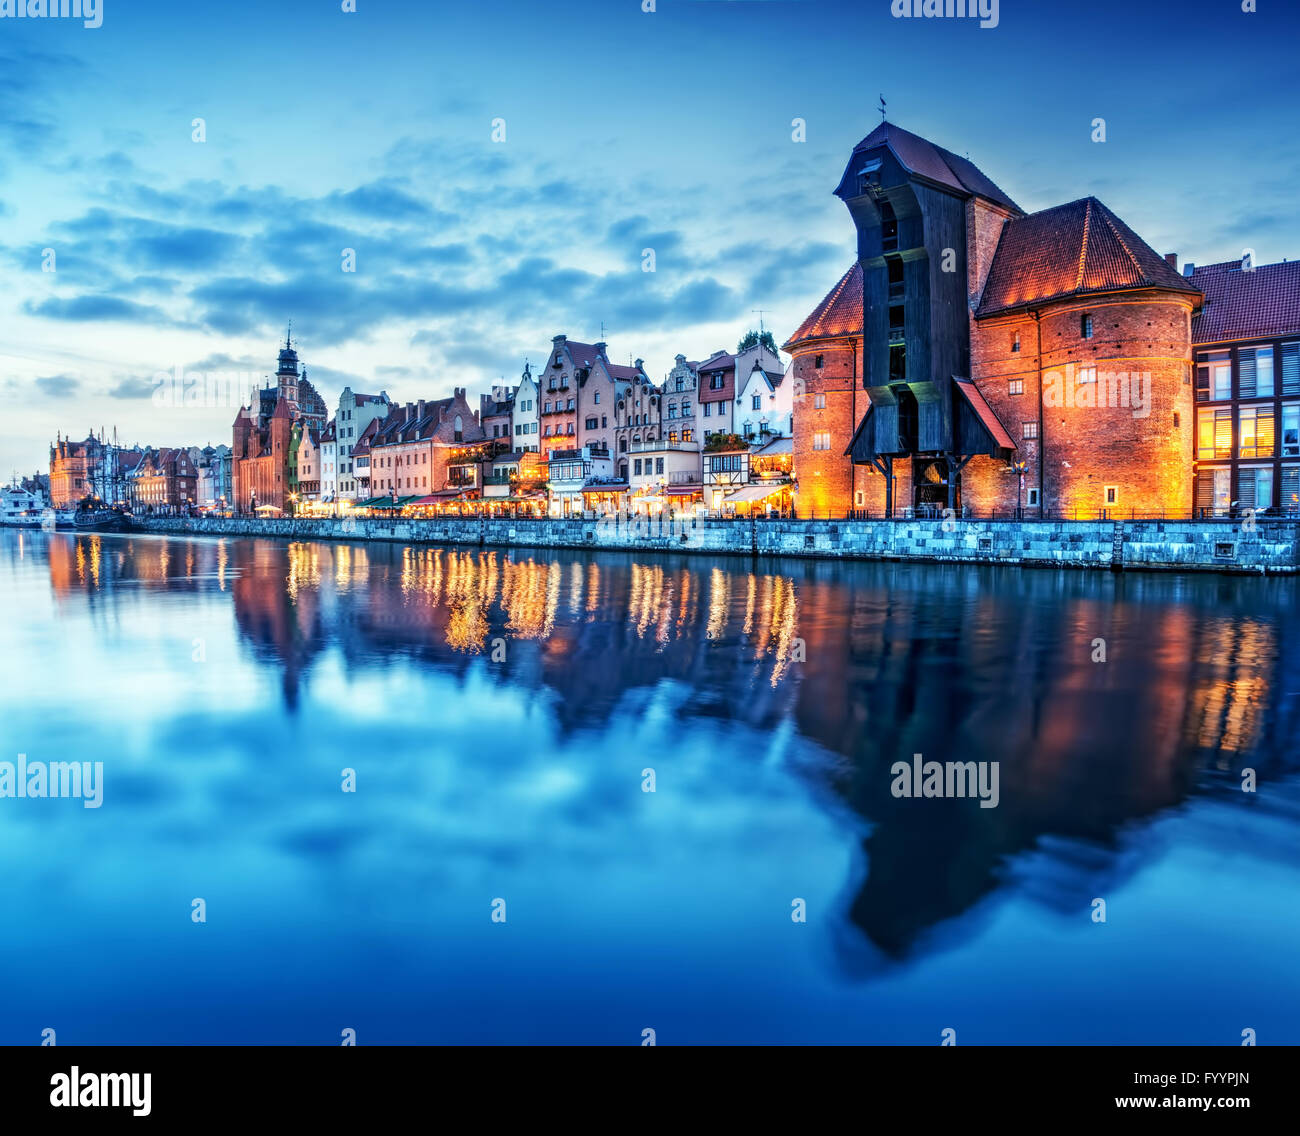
xmin=1 ymin=528 xmax=1297 ymax=1044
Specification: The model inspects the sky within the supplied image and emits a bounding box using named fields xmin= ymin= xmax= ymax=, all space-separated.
xmin=1 ymin=0 xmax=1297 ymax=476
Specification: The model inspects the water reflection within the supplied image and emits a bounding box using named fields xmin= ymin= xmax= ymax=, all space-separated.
xmin=16 ymin=528 xmax=1298 ymax=975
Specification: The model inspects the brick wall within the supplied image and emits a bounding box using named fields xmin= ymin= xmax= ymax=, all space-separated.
xmin=969 ymin=291 xmax=1196 ymax=515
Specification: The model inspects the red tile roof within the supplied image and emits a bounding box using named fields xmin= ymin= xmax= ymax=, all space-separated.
xmin=698 ymin=351 xmax=735 ymax=373
xmin=1189 ymin=259 xmax=1300 ymax=345
xmin=976 ymin=197 xmax=1201 ymax=317
xmin=562 ymin=340 xmax=601 ymax=366
xmin=954 ymin=378 xmax=1016 ymax=451
xmin=836 ymin=122 xmax=1021 ymax=214
xmin=784 ymin=262 xmax=862 ymax=350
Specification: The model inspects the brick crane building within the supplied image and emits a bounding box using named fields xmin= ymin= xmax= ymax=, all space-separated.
xmin=791 ymin=121 xmax=1204 ymax=517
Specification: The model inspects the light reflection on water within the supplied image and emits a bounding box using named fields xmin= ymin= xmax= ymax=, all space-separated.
xmin=0 ymin=529 xmax=1297 ymax=1044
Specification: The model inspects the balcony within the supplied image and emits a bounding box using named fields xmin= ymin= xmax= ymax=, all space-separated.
xmin=629 ymin=440 xmax=698 ymax=453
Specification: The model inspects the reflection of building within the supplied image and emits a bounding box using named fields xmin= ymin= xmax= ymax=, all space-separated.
xmin=1187 ymin=258 xmax=1300 ymax=515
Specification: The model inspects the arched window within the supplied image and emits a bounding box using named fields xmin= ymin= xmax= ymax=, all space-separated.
xmin=454 ymin=415 xmax=463 ymax=442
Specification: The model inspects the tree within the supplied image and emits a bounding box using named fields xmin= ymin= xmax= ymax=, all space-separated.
xmin=737 ymin=329 xmax=777 ymax=355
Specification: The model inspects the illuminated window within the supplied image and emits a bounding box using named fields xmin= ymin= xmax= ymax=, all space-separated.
xmin=813 ymin=431 xmax=831 ymax=451
xmin=1009 ymin=379 xmax=1024 ymax=396
xmin=814 ymin=394 xmax=827 ymax=409
xmin=1022 ymin=421 xmax=1038 ymax=439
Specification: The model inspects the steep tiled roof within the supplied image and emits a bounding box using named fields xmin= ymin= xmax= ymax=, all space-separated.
xmin=1189 ymin=259 xmax=1300 ymax=345
xmin=605 ymin=363 xmax=643 ymax=381
xmin=562 ymin=340 xmax=601 ymax=366
xmin=784 ymin=263 xmax=862 ymax=350
xmin=976 ymin=197 xmax=1201 ymax=317
xmin=698 ymin=351 xmax=735 ymax=373
xmin=836 ymin=122 xmax=1021 ymax=214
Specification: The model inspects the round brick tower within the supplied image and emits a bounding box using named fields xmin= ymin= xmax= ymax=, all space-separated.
xmin=786 ymin=264 xmax=867 ymax=518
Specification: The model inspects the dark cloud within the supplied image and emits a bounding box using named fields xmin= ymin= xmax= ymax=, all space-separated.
xmin=107 ymin=375 xmax=157 ymax=400
xmin=27 ymin=294 xmax=173 ymax=325
xmin=34 ymin=373 xmax=81 ymax=398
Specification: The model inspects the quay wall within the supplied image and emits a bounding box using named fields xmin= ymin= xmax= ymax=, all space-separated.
xmin=117 ymin=516 xmax=1300 ymax=574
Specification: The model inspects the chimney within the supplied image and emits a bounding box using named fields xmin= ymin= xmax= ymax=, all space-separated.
xmin=1164 ymin=253 xmax=1178 ymax=271
xmin=417 ymin=399 xmax=426 ymax=420
xmin=552 ymin=334 xmax=566 ymax=344
xmin=1183 ymin=262 xmax=1196 ymax=278
xmin=455 ymin=386 xmax=465 ymax=401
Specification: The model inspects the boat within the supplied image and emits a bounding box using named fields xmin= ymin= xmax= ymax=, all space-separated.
xmin=0 ymin=482 xmax=47 ymax=528
xmin=72 ymin=496 xmax=134 ymax=532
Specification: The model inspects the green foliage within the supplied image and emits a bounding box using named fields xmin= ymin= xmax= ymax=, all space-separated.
xmin=737 ymin=329 xmax=778 ymax=355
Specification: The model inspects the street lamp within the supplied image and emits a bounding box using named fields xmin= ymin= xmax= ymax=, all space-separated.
xmin=1007 ymin=459 xmax=1029 ymax=517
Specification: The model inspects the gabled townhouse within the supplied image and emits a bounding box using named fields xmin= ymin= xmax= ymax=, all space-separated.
xmin=368 ymin=389 xmax=487 ymax=498
xmin=613 ymin=369 xmax=664 ymax=481
xmin=662 ymin=355 xmax=701 ymax=450
xmin=334 ymin=388 xmax=391 ymax=501
xmin=581 ymin=352 xmax=644 ymax=456
xmin=130 ymin=446 xmax=199 ymax=514
xmin=537 ymin=335 xmax=640 ymax=460
xmin=296 ymin=426 xmax=322 ymax=501
xmin=318 ymin=418 xmax=338 ymax=503
xmin=734 ymin=355 xmax=793 ymax=441
xmin=480 ymin=385 xmax=516 ymax=444
xmin=514 ymin=362 xmax=541 ymax=452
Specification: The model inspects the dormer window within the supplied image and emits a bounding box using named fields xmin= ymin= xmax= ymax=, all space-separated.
xmin=857 ymin=158 xmax=882 ymax=196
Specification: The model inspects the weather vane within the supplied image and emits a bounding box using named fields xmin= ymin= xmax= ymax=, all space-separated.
xmin=879 ymin=94 xmax=887 ymax=122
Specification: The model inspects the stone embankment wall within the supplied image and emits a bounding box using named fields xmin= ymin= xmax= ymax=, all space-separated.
xmin=127 ymin=515 xmax=1300 ymax=574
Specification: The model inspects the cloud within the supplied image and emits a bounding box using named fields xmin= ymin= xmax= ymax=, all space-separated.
xmin=26 ymin=294 xmax=174 ymax=324
xmin=34 ymin=373 xmax=81 ymax=398
xmin=107 ymin=375 xmax=157 ymax=400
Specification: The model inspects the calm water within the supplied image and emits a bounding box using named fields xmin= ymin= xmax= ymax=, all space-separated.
xmin=1 ymin=528 xmax=1297 ymax=1045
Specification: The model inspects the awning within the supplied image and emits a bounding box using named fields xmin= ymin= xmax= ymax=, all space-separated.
xmin=724 ymin=483 xmax=788 ymax=504
xmin=665 ymin=485 xmax=703 ymax=497
xmin=583 ymin=482 xmax=629 ymax=493
xmin=953 ymin=377 xmax=1017 ymax=453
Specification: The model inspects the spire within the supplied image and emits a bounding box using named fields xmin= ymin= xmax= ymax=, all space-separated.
xmin=286 ymin=320 xmax=293 ymax=350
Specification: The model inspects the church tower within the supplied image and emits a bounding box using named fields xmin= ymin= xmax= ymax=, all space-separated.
xmin=276 ymin=324 xmax=300 ymax=415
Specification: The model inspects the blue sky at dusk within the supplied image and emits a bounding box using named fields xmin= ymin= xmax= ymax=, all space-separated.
xmin=1 ymin=0 xmax=1296 ymax=474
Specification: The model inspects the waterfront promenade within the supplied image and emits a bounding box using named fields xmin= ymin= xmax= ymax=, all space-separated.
xmin=129 ymin=514 xmax=1300 ymax=574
